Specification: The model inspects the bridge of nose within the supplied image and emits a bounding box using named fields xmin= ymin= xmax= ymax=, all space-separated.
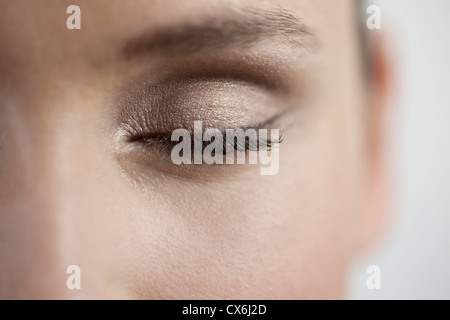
xmin=0 ymin=93 xmax=124 ymax=298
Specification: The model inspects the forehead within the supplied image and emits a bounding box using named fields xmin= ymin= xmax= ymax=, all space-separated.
xmin=0 ymin=0 xmax=353 ymax=46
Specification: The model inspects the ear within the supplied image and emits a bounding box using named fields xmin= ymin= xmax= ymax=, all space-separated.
xmin=358 ymin=34 xmax=392 ymax=250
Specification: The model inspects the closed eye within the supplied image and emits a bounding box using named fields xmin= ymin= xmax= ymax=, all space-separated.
xmin=127 ymin=116 xmax=284 ymax=158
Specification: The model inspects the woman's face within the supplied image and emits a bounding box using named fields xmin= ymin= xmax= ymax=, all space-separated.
xmin=0 ymin=0 xmax=386 ymax=299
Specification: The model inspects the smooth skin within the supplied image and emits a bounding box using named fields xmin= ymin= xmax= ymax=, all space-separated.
xmin=0 ymin=0 xmax=389 ymax=299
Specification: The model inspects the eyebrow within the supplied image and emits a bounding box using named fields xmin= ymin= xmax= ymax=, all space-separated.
xmin=121 ymin=7 xmax=315 ymax=59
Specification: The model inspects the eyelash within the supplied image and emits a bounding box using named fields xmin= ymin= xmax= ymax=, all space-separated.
xmin=137 ymin=131 xmax=283 ymax=156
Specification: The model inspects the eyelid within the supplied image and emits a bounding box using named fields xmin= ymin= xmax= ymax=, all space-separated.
xmin=113 ymin=106 xmax=290 ymax=182
xmin=126 ymin=118 xmax=283 ymax=170
xmin=125 ymin=110 xmax=285 ymax=143
xmin=117 ymin=88 xmax=286 ymax=145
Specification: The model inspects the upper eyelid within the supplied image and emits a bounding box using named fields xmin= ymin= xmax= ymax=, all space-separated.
xmin=124 ymin=110 xmax=286 ymax=143
xmin=116 ymin=82 xmax=289 ymax=137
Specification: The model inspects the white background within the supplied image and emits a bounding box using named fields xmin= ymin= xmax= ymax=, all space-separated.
xmin=347 ymin=0 xmax=450 ymax=299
